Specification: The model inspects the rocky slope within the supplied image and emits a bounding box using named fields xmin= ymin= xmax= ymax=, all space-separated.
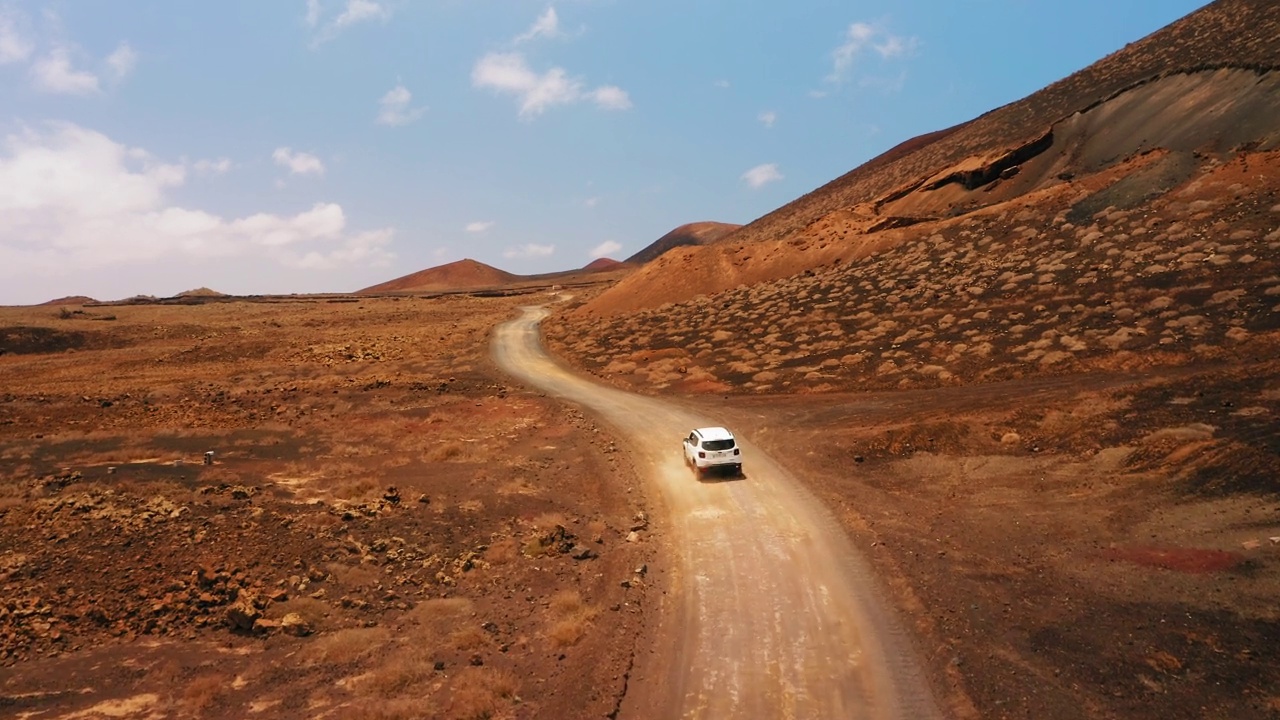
xmin=623 ymin=221 xmax=743 ymax=265
xmin=578 ymin=0 xmax=1280 ymax=318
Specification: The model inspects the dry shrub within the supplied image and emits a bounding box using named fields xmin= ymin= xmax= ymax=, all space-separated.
xmin=585 ymin=519 xmax=608 ymax=542
xmin=448 ymin=625 xmax=489 ymax=653
xmin=426 ymin=442 xmax=465 ymax=462
xmin=484 ymin=537 xmax=518 ymax=565
xmin=0 ymin=477 xmax=29 ymax=505
xmin=181 ymin=673 xmax=226 ymax=711
xmin=300 ymin=626 xmax=392 ymax=666
xmin=359 ymin=644 xmax=435 ymax=697
xmin=404 ymin=597 xmax=473 ymax=624
xmin=394 ymin=598 xmax=479 ymax=654
xmin=529 ymin=512 xmax=567 ymax=531
xmin=546 ymin=590 xmax=597 ymax=649
xmin=447 ymin=667 xmax=520 ymax=720
xmin=547 ymin=616 xmax=590 ymax=648
xmin=548 ymin=590 xmax=584 ymax=615
xmin=333 ymin=477 xmax=379 ymax=500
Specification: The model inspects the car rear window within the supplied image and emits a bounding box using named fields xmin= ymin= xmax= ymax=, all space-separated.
xmin=702 ymin=439 xmax=735 ymax=451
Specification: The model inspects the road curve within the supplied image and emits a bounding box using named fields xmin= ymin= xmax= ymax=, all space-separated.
xmin=493 ymin=306 xmax=942 ymax=720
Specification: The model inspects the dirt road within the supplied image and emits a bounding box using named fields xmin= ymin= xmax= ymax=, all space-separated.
xmin=493 ymin=306 xmax=942 ymax=720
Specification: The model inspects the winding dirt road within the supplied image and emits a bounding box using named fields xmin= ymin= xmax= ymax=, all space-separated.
xmin=494 ymin=306 xmax=942 ymax=720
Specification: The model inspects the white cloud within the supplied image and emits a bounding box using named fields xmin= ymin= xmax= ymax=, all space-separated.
xmin=31 ymin=47 xmax=100 ymax=95
xmin=583 ymin=196 xmax=599 ymax=208
xmin=376 ymin=84 xmax=426 ymax=126
xmin=503 ymin=243 xmax=555 ymax=259
xmin=589 ymin=240 xmax=621 ymax=259
xmin=0 ymin=9 xmax=33 ymax=64
xmin=874 ymin=35 xmax=911 ymax=59
xmin=472 ymin=53 xmax=575 ymax=118
xmin=309 ymin=0 xmax=390 ymax=46
xmin=742 ymin=163 xmax=782 ymax=189
xmin=106 ymin=42 xmax=137 ymax=81
xmin=465 ymin=221 xmax=494 ymax=233
xmin=827 ymin=21 xmax=917 ymax=84
xmin=273 ymin=147 xmax=325 ymax=176
xmin=193 ymin=157 xmax=232 ymax=176
xmin=591 ymin=85 xmax=631 ymax=110
xmin=515 ymin=7 xmax=560 ymax=44
xmin=335 ymin=0 xmax=388 ymax=28
xmin=714 ymin=79 xmax=730 ymax=89
xmin=472 ymin=52 xmax=631 ymax=118
xmin=758 ymin=110 xmax=777 ymax=128
xmin=0 ymin=122 xmax=394 ymax=301
xmin=305 ymin=0 xmax=321 ymax=27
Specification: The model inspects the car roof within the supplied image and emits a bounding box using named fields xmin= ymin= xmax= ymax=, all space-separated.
xmin=693 ymin=426 xmax=734 ymax=441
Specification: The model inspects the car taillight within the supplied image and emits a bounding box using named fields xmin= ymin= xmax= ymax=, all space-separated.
xmin=733 ymin=448 xmax=740 ymax=455
xmin=698 ymin=451 xmax=706 ymax=458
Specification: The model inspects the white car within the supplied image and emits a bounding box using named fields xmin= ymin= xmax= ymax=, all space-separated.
xmin=682 ymin=427 xmax=743 ymax=477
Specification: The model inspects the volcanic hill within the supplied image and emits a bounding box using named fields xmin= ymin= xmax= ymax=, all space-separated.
xmin=624 ymin=222 xmax=743 ymax=265
xmin=583 ymin=257 xmax=626 ymax=272
xmin=360 ymin=259 xmax=520 ymax=294
xmin=578 ymin=0 xmax=1280 ymax=319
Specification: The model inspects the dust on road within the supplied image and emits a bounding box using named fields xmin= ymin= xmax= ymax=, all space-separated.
xmin=493 ymin=305 xmax=941 ymax=720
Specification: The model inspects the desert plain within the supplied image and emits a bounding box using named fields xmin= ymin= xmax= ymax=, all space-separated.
xmin=4 ymin=0 xmax=1280 ymax=718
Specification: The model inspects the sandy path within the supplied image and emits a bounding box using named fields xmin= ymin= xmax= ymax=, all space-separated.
xmin=493 ymin=306 xmax=942 ymax=720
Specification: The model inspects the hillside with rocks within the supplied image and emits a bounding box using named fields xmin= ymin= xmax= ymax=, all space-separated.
xmin=579 ymin=0 xmax=1280 ymax=318
xmin=551 ymin=155 xmax=1280 ymax=397
xmin=541 ymin=4 xmax=1280 ymax=717
xmin=623 ymin=222 xmax=743 ymax=265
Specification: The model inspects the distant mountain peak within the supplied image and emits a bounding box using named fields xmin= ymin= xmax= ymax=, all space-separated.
xmin=359 ymin=258 xmax=520 ymax=294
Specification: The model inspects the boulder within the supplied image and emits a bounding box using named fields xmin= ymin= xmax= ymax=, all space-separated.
xmin=281 ymin=612 xmax=312 ymax=637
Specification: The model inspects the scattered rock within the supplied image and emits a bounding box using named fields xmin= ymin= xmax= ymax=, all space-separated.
xmin=225 ymin=601 xmax=260 ymax=632
xmin=280 ymin=612 xmax=312 ymax=637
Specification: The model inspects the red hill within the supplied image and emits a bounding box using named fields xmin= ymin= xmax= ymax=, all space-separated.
xmin=624 ymin=222 xmax=742 ymax=265
xmin=360 ymin=259 xmax=520 ymax=294
xmin=583 ymin=258 xmax=625 ymax=272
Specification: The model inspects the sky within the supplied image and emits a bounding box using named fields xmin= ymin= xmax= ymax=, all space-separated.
xmin=0 ymin=0 xmax=1211 ymax=304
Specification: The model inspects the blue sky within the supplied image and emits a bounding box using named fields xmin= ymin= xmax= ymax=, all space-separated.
xmin=0 ymin=0 xmax=1209 ymax=304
